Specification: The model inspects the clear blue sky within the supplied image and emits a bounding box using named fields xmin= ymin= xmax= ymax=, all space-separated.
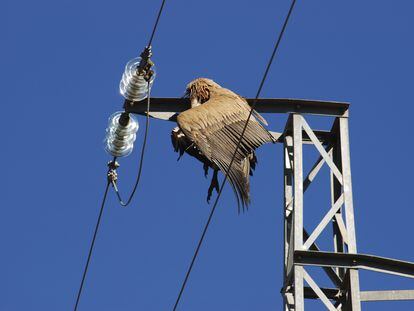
xmin=2 ymin=0 xmax=414 ymax=310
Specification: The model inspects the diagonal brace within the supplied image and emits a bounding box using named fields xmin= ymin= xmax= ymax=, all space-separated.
xmin=303 ymin=269 xmax=338 ymax=311
xmin=301 ymin=117 xmax=343 ymax=185
xmin=303 ymin=194 xmax=344 ymax=250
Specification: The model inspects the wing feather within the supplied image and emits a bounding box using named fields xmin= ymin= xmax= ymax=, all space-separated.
xmin=177 ymin=90 xmax=274 ymax=207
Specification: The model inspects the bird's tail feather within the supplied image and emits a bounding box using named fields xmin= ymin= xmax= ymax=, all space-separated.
xmin=215 ymin=157 xmax=253 ymax=212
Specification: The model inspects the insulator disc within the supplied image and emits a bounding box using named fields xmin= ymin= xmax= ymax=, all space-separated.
xmin=104 ymin=112 xmax=139 ymax=157
xmin=119 ymin=57 xmax=156 ymax=102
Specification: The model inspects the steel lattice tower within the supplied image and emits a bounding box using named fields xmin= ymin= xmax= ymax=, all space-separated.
xmin=126 ymin=97 xmax=414 ymax=310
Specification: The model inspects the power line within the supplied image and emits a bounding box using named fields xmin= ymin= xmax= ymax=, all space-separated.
xmin=253 ymin=0 xmax=297 ymax=100
xmin=171 ymin=1 xmax=297 ymax=309
xmin=148 ymin=0 xmax=167 ymax=47
xmin=73 ymin=90 xmax=150 ymax=307
xmin=74 ymin=0 xmax=168 ymax=306
xmin=74 ymin=181 xmax=111 ymax=311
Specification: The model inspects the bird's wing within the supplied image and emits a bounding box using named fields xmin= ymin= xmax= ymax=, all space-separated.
xmin=171 ymin=127 xmax=190 ymax=159
xmin=177 ymin=91 xmax=273 ymax=208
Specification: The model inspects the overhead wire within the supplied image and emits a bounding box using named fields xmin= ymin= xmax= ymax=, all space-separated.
xmin=73 ymin=0 xmax=168 ymax=309
xmin=74 ymin=180 xmax=111 ymax=311
xmin=171 ymin=1 xmax=297 ymax=310
xmin=148 ymin=0 xmax=167 ymax=47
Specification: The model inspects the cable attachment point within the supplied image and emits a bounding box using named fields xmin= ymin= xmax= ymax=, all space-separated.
xmin=107 ymin=160 xmax=120 ymax=184
xmin=139 ymin=46 xmax=155 ymax=82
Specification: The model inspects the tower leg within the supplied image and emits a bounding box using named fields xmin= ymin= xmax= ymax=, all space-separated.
xmin=292 ymin=114 xmax=304 ymax=310
xmin=282 ymin=114 xmax=361 ymax=310
xmin=338 ymin=117 xmax=361 ymax=311
xmin=283 ymin=134 xmax=295 ymax=311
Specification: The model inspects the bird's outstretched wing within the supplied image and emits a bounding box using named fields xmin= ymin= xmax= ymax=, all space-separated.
xmin=177 ymin=89 xmax=274 ymax=208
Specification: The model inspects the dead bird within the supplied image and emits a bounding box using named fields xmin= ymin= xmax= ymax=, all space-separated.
xmin=171 ymin=78 xmax=274 ymax=210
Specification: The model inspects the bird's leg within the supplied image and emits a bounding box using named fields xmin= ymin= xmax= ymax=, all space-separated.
xmin=207 ymin=169 xmax=220 ymax=203
xmin=203 ymin=163 xmax=209 ymax=178
xmin=213 ymin=170 xmax=219 ymax=193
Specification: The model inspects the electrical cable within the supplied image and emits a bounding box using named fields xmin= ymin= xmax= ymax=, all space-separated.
xmin=148 ymin=0 xmax=167 ymax=47
xmin=112 ymin=82 xmax=151 ymax=207
xmin=74 ymin=0 xmax=168 ymax=305
xmin=171 ymin=1 xmax=297 ymax=309
xmin=74 ymin=180 xmax=111 ymax=311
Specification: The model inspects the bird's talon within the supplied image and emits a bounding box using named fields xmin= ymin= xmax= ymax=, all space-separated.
xmin=207 ymin=192 xmax=212 ymax=204
xmin=203 ymin=163 xmax=209 ymax=178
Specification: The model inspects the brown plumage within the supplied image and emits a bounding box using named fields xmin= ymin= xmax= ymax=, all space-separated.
xmin=171 ymin=78 xmax=274 ymax=210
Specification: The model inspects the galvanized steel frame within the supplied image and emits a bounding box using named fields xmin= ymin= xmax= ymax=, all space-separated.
xmin=281 ymin=111 xmax=414 ymax=310
xmin=126 ymin=97 xmax=414 ymax=310
xmin=282 ymin=114 xmax=362 ymax=310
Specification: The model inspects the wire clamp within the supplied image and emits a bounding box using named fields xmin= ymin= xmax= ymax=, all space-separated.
xmin=107 ymin=160 xmax=120 ymax=184
xmin=138 ymin=46 xmax=155 ymax=82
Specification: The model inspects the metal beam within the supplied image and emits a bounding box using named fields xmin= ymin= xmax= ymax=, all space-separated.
xmin=285 ymin=145 xmax=333 ymax=213
xmin=360 ymin=290 xmax=414 ymax=302
xmin=303 ymin=287 xmax=341 ymax=300
xmin=303 ymin=229 xmax=343 ymax=287
xmin=333 ymin=214 xmax=348 ymax=245
xmin=284 ymin=292 xmax=295 ymax=311
xmin=292 ymin=288 xmax=414 ymax=302
xmin=337 ymin=117 xmax=361 ymax=311
xmin=330 ymin=119 xmax=346 ymax=279
xmin=271 ymin=130 xmax=333 ymax=145
xmin=303 ymin=195 xmax=344 ymax=250
xmin=283 ymin=135 xmax=295 ymax=294
xmin=303 ymin=269 xmax=338 ymax=311
xmin=301 ymin=116 xmax=343 ymax=184
xmin=303 ymin=147 xmax=332 ymax=191
xmin=125 ymin=97 xmax=350 ymax=118
xmin=293 ymin=114 xmax=305 ymax=311
xmin=294 ymin=250 xmax=414 ymax=279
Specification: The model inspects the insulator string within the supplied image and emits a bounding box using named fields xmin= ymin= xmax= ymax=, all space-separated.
xmin=111 ymin=0 xmax=168 ymax=204
xmin=112 ymin=81 xmax=151 ymax=207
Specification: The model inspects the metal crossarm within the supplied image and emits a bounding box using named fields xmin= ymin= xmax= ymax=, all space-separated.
xmin=294 ymin=250 xmax=414 ymax=279
xmin=124 ymin=97 xmax=350 ymax=120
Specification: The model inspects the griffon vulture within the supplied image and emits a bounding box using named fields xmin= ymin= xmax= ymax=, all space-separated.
xmin=171 ymin=78 xmax=274 ymax=210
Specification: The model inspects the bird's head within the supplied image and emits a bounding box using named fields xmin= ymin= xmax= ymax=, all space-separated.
xmin=185 ymin=78 xmax=221 ymax=107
